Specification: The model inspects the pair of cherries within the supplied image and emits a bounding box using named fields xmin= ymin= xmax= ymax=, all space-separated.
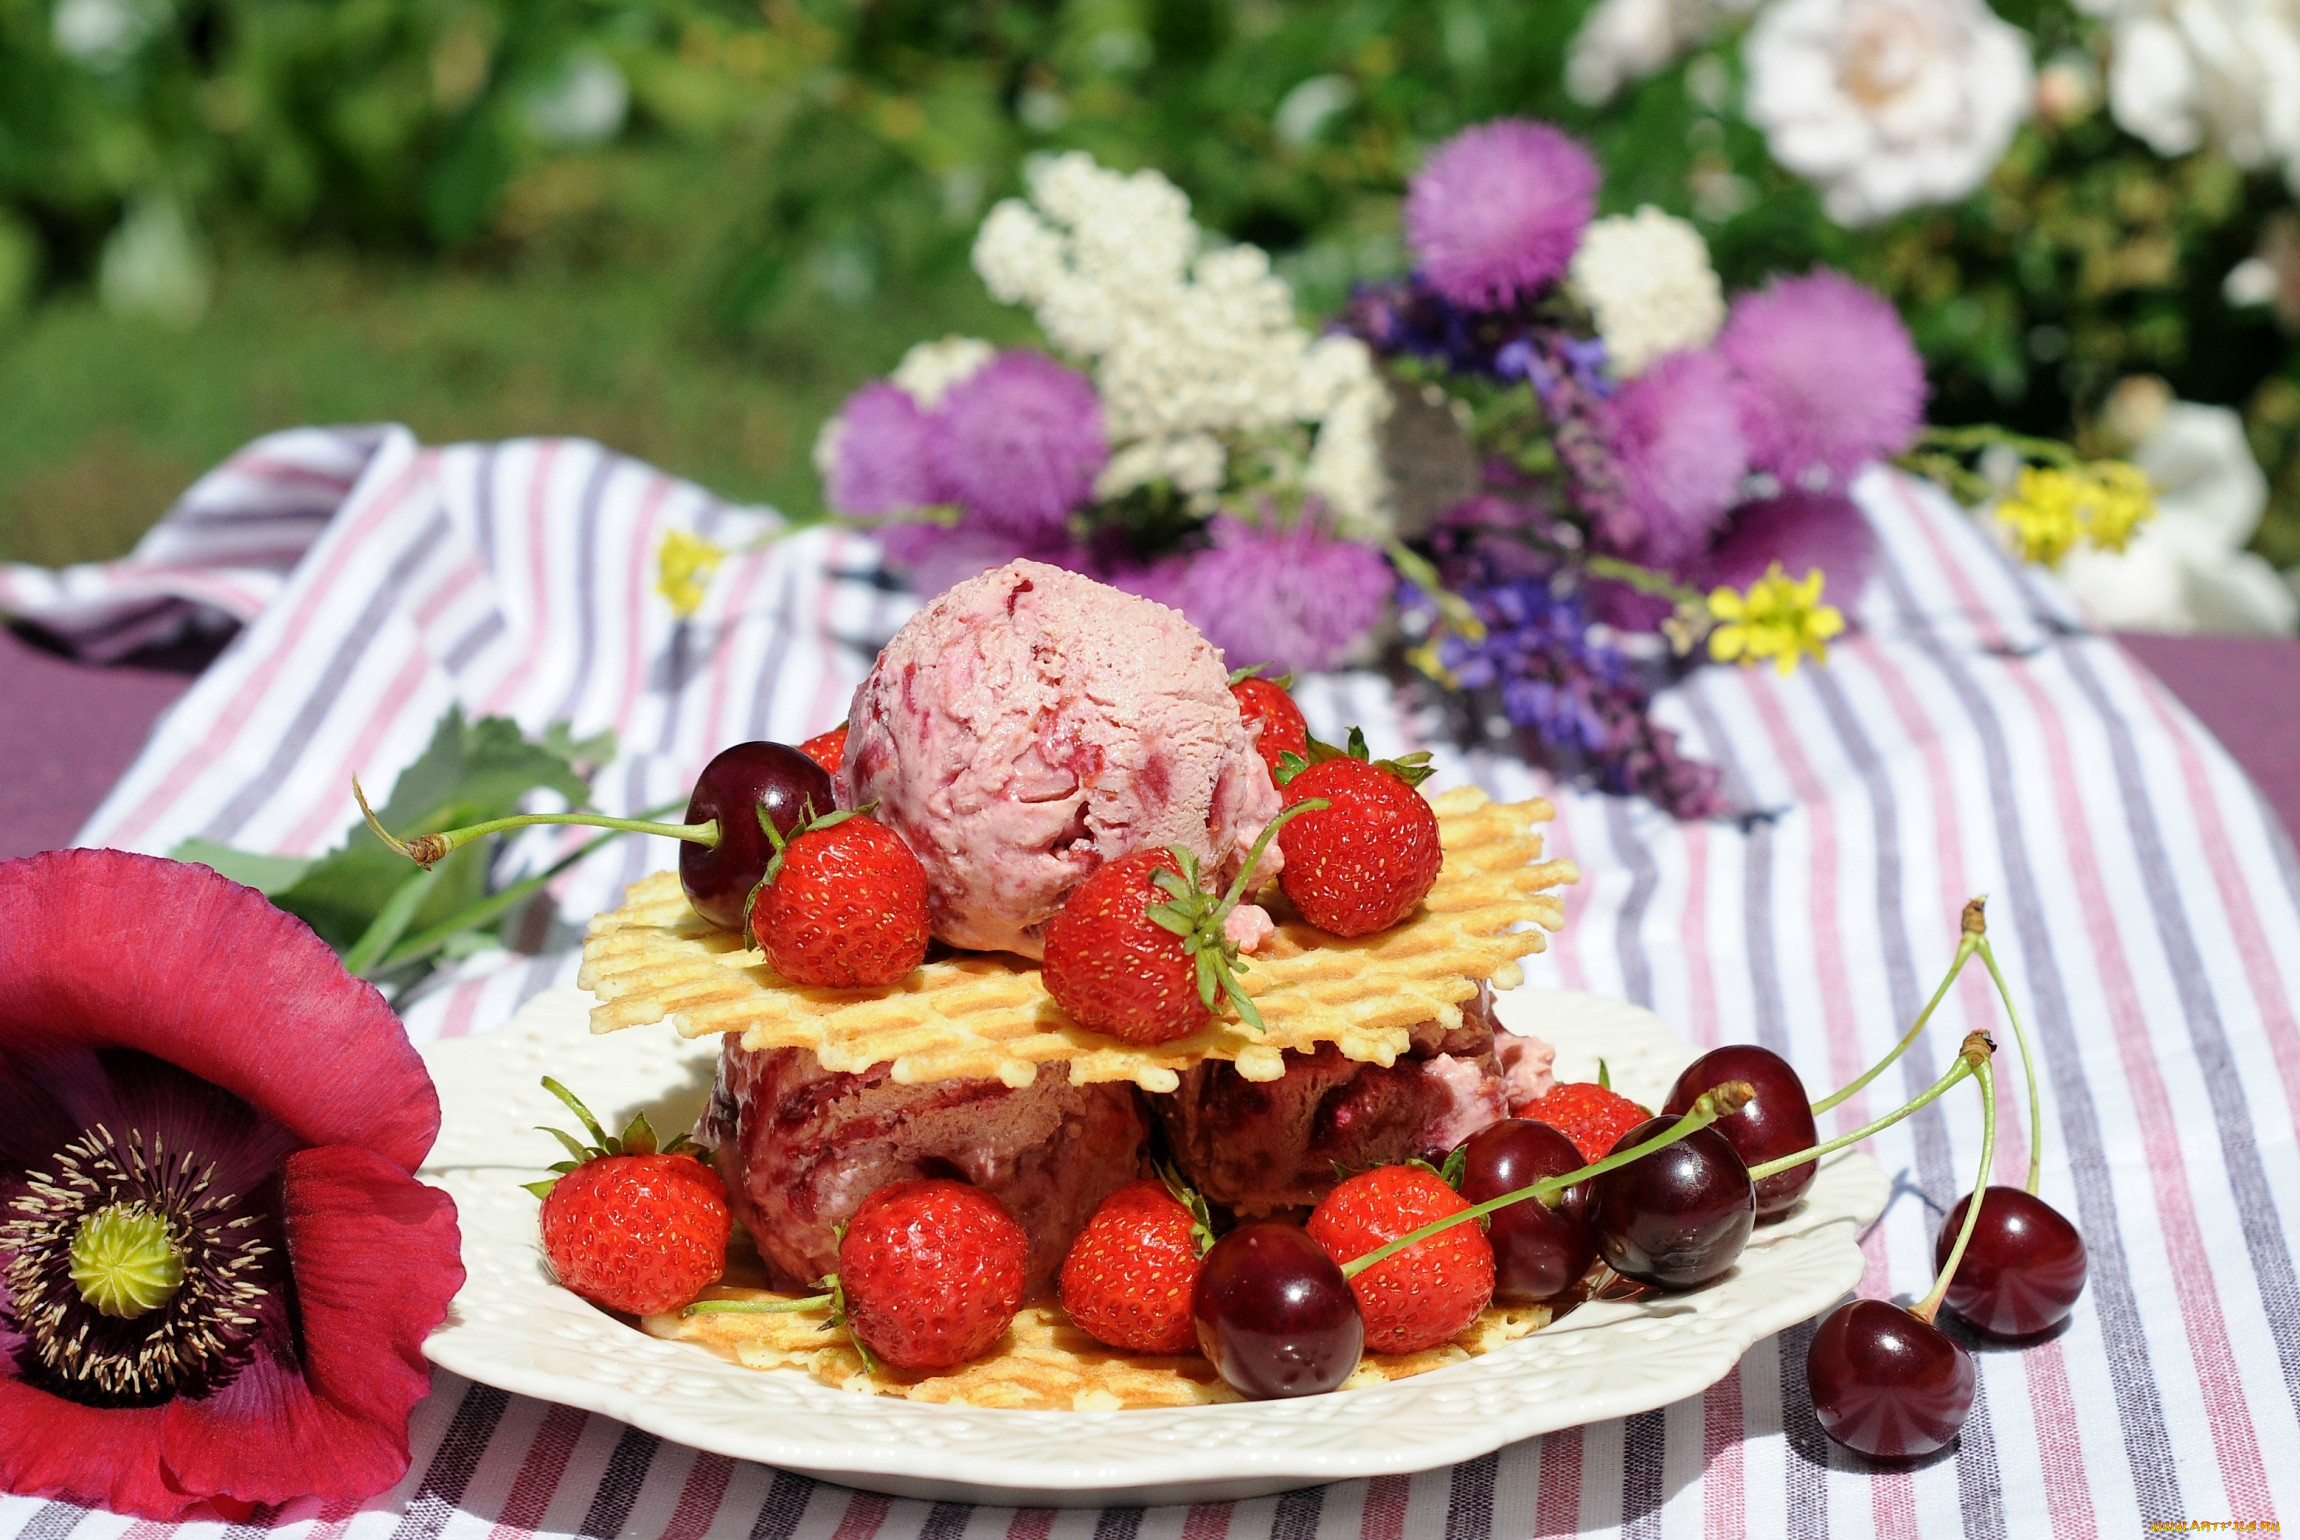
xmin=1190 ymin=1037 xmax=2086 ymax=1464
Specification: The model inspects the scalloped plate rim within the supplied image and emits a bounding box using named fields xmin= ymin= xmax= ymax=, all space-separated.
xmin=418 ymin=986 xmax=1886 ymax=1506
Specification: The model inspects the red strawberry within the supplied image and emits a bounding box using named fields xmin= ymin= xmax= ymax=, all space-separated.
xmin=1043 ymin=804 xmax=1317 ymax=1045
xmin=1059 ymin=1176 xmax=1214 ymax=1354
xmin=837 ymin=1179 xmax=1028 ymax=1370
xmin=1230 ymin=669 xmax=1308 ymax=777
xmin=530 ymin=1078 xmax=731 ymax=1317
xmin=797 ymin=724 xmax=848 ymax=774
xmin=1275 ymin=730 xmax=1442 ymax=937
xmin=1306 ymin=1164 xmax=1494 ymax=1354
xmin=749 ymin=808 xmax=929 ymax=988
xmin=1523 ymin=1080 xmax=1651 ymax=1163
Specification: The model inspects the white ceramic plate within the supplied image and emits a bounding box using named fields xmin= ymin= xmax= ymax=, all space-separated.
xmin=419 ymin=986 xmax=1886 ymax=1507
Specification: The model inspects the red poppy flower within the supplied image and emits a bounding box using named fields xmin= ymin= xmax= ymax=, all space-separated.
xmin=0 ymin=849 xmax=463 ymax=1519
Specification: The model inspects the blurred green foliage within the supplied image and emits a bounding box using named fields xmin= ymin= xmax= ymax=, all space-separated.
xmin=2 ymin=0 xmax=2297 ymax=567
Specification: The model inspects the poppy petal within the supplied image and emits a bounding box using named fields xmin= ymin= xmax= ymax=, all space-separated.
xmin=157 ymin=1147 xmax=461 ymax=1506
xmin=0 ymin=1378 xmax=187 ymax=1518
xmin=0 ymin=851 xmax=439 ymax=1172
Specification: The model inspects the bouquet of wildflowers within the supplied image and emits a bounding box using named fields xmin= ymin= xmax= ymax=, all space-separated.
xmin=801 ymin=118 xmax=2130 ymax=818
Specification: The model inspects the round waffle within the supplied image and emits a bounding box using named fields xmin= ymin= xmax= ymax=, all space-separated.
xmin=575 ymin=786 xmax=1576 ymax=1092
xmin=643 ymin=1287 xmax=1556 ymax=1410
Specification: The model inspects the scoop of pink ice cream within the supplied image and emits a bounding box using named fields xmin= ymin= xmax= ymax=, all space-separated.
xmin=839 ymin=560 xmax=1283 ymax=958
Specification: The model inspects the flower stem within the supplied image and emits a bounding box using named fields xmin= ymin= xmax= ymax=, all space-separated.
xmin=373 ymin=800 xmax=686 ymax=974
xmin=1911 ymin=423 xmax=2083 ymax=469
xmin=355 ymin=775 xmax=716 ymax=868
xmin=1339 ymin=1081 xmax=1755 ymax=1280
xmin=1747 ymin=1052 xmax=1976 ymax=1183
xmin=1811 ymin=899 xmax=1985 ymax=1115
xmin=1975 ymin=937 xmax=2046 ymax=1195
xmin=1912 ymin=1034 xmax=1998 ymax=1325
xmin=343 ymin=865 xmax=441 ymax=977
xmin=684 ymin=1293 xmax=835 ymax=1315
xmin=1583 ymin=553 xmax=1706 ymax=607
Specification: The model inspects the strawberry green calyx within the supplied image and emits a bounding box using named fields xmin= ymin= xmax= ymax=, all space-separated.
xmin=1226 ymin=664 xmax=1297 ymax=689
xmin=1273 ymin=726 xmax=1435 ymax=790
xmin=1144 ymin=797 xmax=1327 ymax=1033
xmin=737 ymin=799 xmax=871 ymax=948
xmin=522 ymin=1075 xmax=707 ymax=1199
xmin=1157 ymin=1163 xmax=1220 ymax=1257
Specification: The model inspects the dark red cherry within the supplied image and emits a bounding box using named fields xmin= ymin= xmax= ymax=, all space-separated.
xmin=1806 ymin=1299 xmax=1976 ymax=1459
xmin=1932 ymin=1187 xmax=2087 ymax=1337
xmin=1193 ymin=1220 xmax=1364 ymax=1399
xmin=1586 ymin=1118 xmax=1755 ymax=1290
xmin=680 ymin=742 xmax=836 ymax=929
xmin=1663 ymin=1044 xmax=1818 ymax=1220
xmin=1460 ymin=1119 xmax=1597 ymax=1302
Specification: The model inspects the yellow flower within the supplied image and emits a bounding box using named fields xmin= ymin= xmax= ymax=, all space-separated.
xmin=2076 ymin=459 xmax=2154 ymax=553
xmin=1707 ymin=563 xmax=1846 ymax=677
xmin=1995 ymin=467 xmax=2085 ymax=567
xmin=1994 ymin=461 xmax=2156 ymax=566
xmin=655 ymin=528 xmax=725 ymax=619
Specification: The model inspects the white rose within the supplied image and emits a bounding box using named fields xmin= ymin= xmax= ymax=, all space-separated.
xmin=2061 ymin=401 xmax=2300 ymax=634
xmin=1568 ymin=206 xmax=1727 ymax=377
xmin=2093 ymin=1 xmax=2300 ymax=185
xmin=1744 ymin=0 xmax=2035 ymax=226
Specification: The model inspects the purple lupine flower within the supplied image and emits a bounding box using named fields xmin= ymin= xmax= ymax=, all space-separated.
xmin=1130 ymin=514 xmax=1393 ymax=673
xmin=928 ymin=351 xmax=1107 ymax=539
xmin=1405 ymin=120 xmax=1601 ymax=311
xmin=1599 ymin=347 xmax=1749 ymax=569
xmin=1704 ymin=488 xmax=1880 ymax=617
xmin=824 ymin=382 xmax=941 ymax=517
xmin=1421 ymin=525 xmax=1726 ymax=819
xmin=1719 ymin=271 xmax=1926 ymax=485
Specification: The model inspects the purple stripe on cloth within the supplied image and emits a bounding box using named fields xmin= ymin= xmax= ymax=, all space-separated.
xmin=2057 ymin=641 xmax=2300 ymax=1417
xmin=1805 ymin=666 xmax=2013 ymax=1540
xmin=1875 ymin=558 xmax=2186 ymax=1524
xmin=388 ymin=1383 xmax=512 ymax=1540
xmin=575 ymin=1427 xmax=662 ymax=1540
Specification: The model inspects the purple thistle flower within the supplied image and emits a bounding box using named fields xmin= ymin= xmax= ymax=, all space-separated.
xmin=1704 ymin=488 xmax=1880 ymax=617
xmin=1405 ymin=120 xmax=1601 ymax=311
xmin=1125 ymin=514 xmax=1393 ymax=674
xmin=1599 ymin=347 xmax=1749 ymax=569
xmin=928 ymin=350 xmax=1107 ymax=540
xmin=825 ymin=383 xmax=941 ymax=517
xmin=1719 ymin=271 xmax=1926 ymax=485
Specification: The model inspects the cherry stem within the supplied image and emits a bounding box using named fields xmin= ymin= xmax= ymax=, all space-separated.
xmin=1747 ymin=1045 xmax=1981 ymax=1183
xmin=684 ymin=1294 xmax=834 ymax=1316
xmin=355 ymin=776 xmax=717 ymax=867
xmin=1810 ymin=902 xmax=1983 ymax=1116
xmin=1912 ymin=1035 xmax=1999 ymax=1325
xmin=1974 ymin=936 xmax=2045 ymax=1196
xmin=1338 ymin=1081 xmax=1756 ymax=1280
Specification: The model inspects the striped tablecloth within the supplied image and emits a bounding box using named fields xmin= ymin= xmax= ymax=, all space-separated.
xmin=5 ymin=426 xmax=2299 ymax=1538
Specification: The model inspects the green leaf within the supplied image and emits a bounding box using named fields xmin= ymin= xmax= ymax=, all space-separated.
xmin=169 ymin=839 xmax=315 ymax=895
xmin=270 ymin=707 xmax=608 ymax=957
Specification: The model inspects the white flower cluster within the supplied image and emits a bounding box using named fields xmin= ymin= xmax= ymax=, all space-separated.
xmin=1744 ymin=0 xmax=2034 ymax=226
xmin=890 ymin=335 xmax=996 ymax=408
xmin=1565 ymin=0 xmax=1759 ymax=105
xmin=2078 ymin=0 xmax=2300 ymax=187
xmin=973 ymin=152 xmax=1394 ymax=535
xmin=1568 ymin=207 xmax=1726 ymax=377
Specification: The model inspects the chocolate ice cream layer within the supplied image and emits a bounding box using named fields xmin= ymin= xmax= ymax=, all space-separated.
xmin=1156 ymin=984 xmax=1511 ymax=1217
xmin=701 ymin=1040 xmax=1150 ymax=1295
